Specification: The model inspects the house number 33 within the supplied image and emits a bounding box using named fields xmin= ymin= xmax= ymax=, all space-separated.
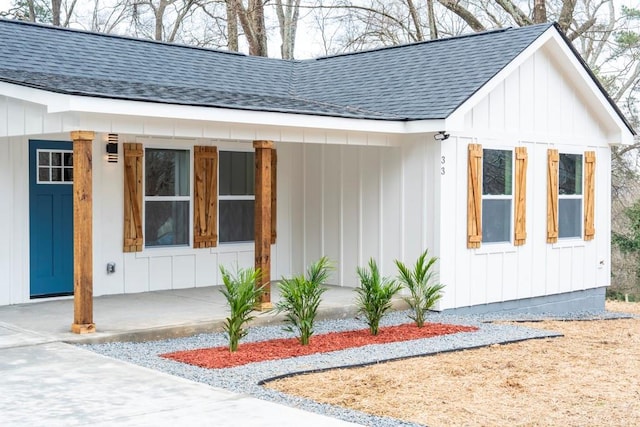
xmin=441 ymin=156 xmax=446 ymax=175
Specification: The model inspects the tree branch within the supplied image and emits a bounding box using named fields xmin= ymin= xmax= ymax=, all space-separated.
xmin=494 ymin=0 xmax=532 ymax=27
xmin=436 ymin=0 xmax=486 ymax=32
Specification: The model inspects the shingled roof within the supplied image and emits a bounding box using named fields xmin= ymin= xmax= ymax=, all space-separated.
xmin=0 ymin=19 xmax=589 ymax=121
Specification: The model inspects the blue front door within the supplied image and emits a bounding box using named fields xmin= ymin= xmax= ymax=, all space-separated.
xmin=29 ymin=140 xmax=74 ymax=298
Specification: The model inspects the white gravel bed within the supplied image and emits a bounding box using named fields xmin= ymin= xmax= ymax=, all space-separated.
xmin=80 ymin=309 xmax=629 ymax=427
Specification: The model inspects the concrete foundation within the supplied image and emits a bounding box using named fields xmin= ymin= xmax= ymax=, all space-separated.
xmin=442 ymin=287 xmax=606 ymax=316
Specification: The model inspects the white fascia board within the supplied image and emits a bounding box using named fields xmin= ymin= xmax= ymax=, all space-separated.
xmin=400 ymin=119 xmax=448 ymax=133
xmin=0 ymin=81 xmax=451 ymax=136
xmin=52 ymin=93 xmax=420 ymax=134
xmin=0 ymin=81 xmax=69 ymax=110
xmin=446 ymin=27 xmax=634 ymax=145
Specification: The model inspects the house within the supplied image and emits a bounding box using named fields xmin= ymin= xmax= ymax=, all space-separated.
xmin=0 ymin=19 xmax=634 ymax=332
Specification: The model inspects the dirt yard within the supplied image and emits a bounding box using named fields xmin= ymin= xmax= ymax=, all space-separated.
xmin=267 ymin=301 xmax=640 ymax=426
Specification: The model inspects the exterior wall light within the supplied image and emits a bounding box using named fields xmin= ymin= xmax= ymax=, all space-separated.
xmin=434 ymin=131 xmax=450 ymax=141
xmin=106 ymin=134 xmax=119 ymax=163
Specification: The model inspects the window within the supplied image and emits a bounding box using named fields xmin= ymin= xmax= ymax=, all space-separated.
xmin=558 ymin=153 xmax=582 ymax=239
xmin=481 ymin=149 xmax=513 ymax=243
xmin=219 ymin=151 xmax=255 ymax=243
xmin=144 ymin=149 xmax=190 ymax=247
xmin=37 ymin=150 xmax=73 ymax=184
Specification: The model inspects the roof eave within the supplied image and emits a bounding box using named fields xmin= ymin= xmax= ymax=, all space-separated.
xmin=0 ymin=81 xmax=451 ymax=137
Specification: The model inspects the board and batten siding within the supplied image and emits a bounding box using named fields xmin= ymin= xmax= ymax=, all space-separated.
xmin=97 ymin=138 xmax=280 ymax=296
xmin=438 ymin=48 xmax=612 ymax=311
xmin=279 ymin=139 xmax=439 ymax=287
xmin=0 ymin=136 xmax=30 ymax=305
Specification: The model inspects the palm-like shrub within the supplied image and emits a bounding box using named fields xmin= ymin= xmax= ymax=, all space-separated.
xmin=275 ymin=256 xmax=332 ymax=345
xmin=355 ymin=258 xmax=402 ymax=335
xmin=219 ymin=265 xmax=263 ymax=352
xmin=395 ymin=250 xmax=445 ymax=327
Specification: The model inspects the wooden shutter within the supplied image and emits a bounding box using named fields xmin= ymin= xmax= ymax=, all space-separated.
xmin=514 ymin=147 xmax=528 ymax=246
xmin=547 ymin=149 xmax=559 ymax=243
xmin=467 ymin=144 xmax=482 ymax=249
xmin=271 ymin=148 xmax=277 ymax=244
xmin=123 ymin=143 xmax=143 ymax=252
xmin=584 ymin=151 xmax=596 ymax=241
xmin=193 ymin=146 xmax=218 ymax=248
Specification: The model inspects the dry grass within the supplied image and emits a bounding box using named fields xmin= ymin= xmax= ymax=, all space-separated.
xmin=267 ymin=301 xmax=640 ymax=427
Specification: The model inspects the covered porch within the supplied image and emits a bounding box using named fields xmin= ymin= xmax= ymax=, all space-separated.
xmin=0 ymin=285 xmax=407 ymax=346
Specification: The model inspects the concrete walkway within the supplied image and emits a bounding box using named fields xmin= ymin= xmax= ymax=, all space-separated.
xmin=0 ymin=286 xmax=375 ymax=426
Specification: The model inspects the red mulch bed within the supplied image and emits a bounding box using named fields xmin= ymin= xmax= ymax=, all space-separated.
xmin=161 ymin=322 xmax=478 ymax=369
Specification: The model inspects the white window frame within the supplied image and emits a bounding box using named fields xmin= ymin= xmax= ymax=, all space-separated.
xmin=143 ymin=146 xmax=192 ymax=249
xmin=36 ymin=149 xmax=73 ymax=185
xmin=481 ymin=147 xmax=514 ymax=245
xmin=218 ymin=149 xmax=255 ymax=244
xmin=557 ymin=152 xmax=583 ymax=240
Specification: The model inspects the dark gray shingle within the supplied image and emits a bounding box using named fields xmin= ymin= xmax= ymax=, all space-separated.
xmin=0 ymin=20 xmax=553 ymax=120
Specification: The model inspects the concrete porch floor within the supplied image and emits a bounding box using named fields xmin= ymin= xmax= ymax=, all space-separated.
xmin=0 ymin=285 xmax=403 ymax=348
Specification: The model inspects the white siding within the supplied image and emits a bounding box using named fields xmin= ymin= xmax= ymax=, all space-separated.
xmin=0 ymin=137 xmax=13 ymax=305
xmin=466 ymin=51 xmax=609 ymax=146
xmin=440 ymin=48 xmax=613 ymax=310
xmin=0 ymin=135 xmax=30 ymax=305
xmin=0 ymin=40 xmax=624 ymax=310
xmin=281 ymin=139 xmax=438 ymax=287
xmin=93 ymin=137 xmax=270 ymax=297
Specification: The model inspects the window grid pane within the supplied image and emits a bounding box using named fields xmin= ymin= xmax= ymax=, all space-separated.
xmin=37 ymin=150 xmax=73 ymax=185
xmin=483 ymin=149 xmax=512 ymax=196
xmin=219 ymin=200 xmax=255 ymax=242
xmin=482 ymin=200 xmax=512 ymax=243
xmin=145 ymin=149 xmax=190 ymax=197
xmin=559 ymin=199 xmax=582 ymax=238
xmin=145 ymin=201 xmax=190 ymax=247
xmin=559 ymin=153 xmax=582 ymax=195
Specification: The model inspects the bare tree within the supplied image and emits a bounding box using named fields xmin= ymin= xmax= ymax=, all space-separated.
xmin=3 ymin=0 xmax=77 ymax=26
xmin=426 ymin=0 xmax=437 ymax=39
xmin=228 ymin=0 xmax=268 ymax=56
xmin=275 ymin=0 xmax=302 ymax=59
xmin=225 ymin=0 xmax=239 ymax=51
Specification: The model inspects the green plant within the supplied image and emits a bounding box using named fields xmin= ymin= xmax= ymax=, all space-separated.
xmin=395 ymin=250 xmax=445 ymax=327
xmin=219 ymin=265 xmax=263 ymax=352
xmin=275 ymin=257 xmax=332 ymax=345
xmin=355 ymin=258 xmax=402 ymax=335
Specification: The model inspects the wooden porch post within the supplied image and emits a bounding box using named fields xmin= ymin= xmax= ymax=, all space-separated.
xmin=253 ymin=140 xmax=272 ymax=310
xmin=70 ymin=130 xmax=96 ymax=334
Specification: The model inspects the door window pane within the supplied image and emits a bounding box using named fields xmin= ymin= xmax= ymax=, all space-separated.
xmin=51 ymin=152 xmax=62 ymax=167
xmin=39 ymin=167 xmax=49 ymax=182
